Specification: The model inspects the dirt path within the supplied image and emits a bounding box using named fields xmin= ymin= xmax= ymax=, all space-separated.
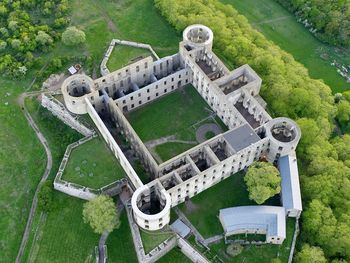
xmin=15 ymin=92 xmax=53 ymax=263
xmin=252 ymin=15 xmax=292 ymax=26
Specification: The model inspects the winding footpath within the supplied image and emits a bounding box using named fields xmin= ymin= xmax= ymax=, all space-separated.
xmin=15 ymin=92 xmax=53 ymax=263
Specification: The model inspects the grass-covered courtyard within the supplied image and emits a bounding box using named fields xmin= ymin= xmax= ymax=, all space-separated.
xmin=155 ymin=142 xmax=195 ymax=161
xmin=62 ymin=137 xmax=126 ymax=189
xmin=140 ymin=228 xmax=175 ymax=254
xmin=127 ymin=84 xmax=223 ymax=161
xmin=179 ymin=171 xmax=281 ymax=238
xmin=127 ymin=85 xmax=213 ymax=142
xmin=157 ymin=248 xmax=192 ymax=263
xmin=208 ymin=218 xmax=295 ymax=263
xmin=107 ymin=45 xmax=154 ymax=72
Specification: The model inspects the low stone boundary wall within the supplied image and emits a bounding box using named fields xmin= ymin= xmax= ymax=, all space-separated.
xmin=124 ymin=200 xmax=211 ymax=263
xmin=54 ymin=134 xmax=127 ymax=200
xmin=100 ymin=38 xmax=160 ymax=76
xmin=178 ymin=237 xmax=211 ymax=263
xmin=288 ymin=218 xmax=300 ymax=263
xmin=41 ymin=94 xmax=94 ymax=137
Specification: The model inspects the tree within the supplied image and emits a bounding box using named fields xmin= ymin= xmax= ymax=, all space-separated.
xmin=38 ymin=180 xmax=54 ymax=212
xmin=11 ymin=39 xmax=21 ymax=50
xmin=244 ymin=162 xmax=281 ymax=204
xmin=336 ymin=100 xmax=350 ymax=123
xmin=62 ymin=26 xmax=86 ymax=46
xmin=302 ymin=199 xmax=336 ymax=246
xmin=35 ymin=31 xmax=53 ymax=46
xmin=295 ymin=244 xmax=327 ymax=263
xmin=83 ymin=195 xmax=120 ymax=234
xmin=0 ymin=40 xmax=6 ymax=51
xmin=332 ymin=135 xmax=350 ymax=162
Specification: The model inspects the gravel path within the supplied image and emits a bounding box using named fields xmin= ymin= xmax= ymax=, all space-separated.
xmin=15 ymin=92 xmax=53 ymax=263
xmin=195 ymin=123 xmax=222 ymax=143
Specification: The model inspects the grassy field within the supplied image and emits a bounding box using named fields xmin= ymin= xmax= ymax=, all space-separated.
xmin=24 ymin=192 xmax=99 ymax=263
xmin=105 ymin=210 xmax=138 ymax=263
xmin=0 ymin=81 xmax=47 ymax=262
xmin=209 ymin=219 xmax=296 ymax=263
xmin=62 ymin=137 xmax=125 ymax=189
xmin=127 ymin=85 xmax=213 ymax=142
xmin=107 ymin=45 xmax=154 ymax=72
xmin=156 ymin=248 xmax=192 ymax=263
xmin=221 ymin=0 xmax=350 ymax=93
xmin=179 ymin=172 xmax=280 ymax=238
xmin=140 ymin=228 xmax=175 ymax=254
xmin=155 ymin=142 xmax=195 ymax=161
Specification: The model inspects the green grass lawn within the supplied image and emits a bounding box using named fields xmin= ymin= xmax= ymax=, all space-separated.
xmin=209 ymin=218 xmax=296 ymax=263
xmin=155 ymin=142 xmax=195 ymax=162
xmin=220 ymin=0 xmax=350 ymax=93
xmin=156 ymin=248 xmax=192 ymax=263
xmin=107 ymin=45 xmax=154 ymax=72
xmin=0 ymin=81 xmax=47 ymax=262
xmin=24 ymin=192 xmax=99 ymax=263
xmin=127 ymin=85 xmax=213 ymax=142
xmin=179 ymin=172 xmax=280 ymax=238
xmin=62 ymin=137 xmax=125 ymax=189
xmin=140 ymin=228 xmax=175 ymax=254
xmin=105 ymin=210 xmax=138 ymax=263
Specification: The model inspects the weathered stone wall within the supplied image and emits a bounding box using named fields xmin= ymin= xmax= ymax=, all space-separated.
xmin=164 ymin=136 xmax=269 ymax=206
xmin=108 ymin=97 xmax=159 ymax=177
xmin=53 ymin=135 xmax=127 ymax=200
xmin=100 ymin=39 xmax=160 ymax=76
xmin=177 ymin=237 xmax=210 ymax=263
xmin=41 ymin=94 xmax=94 ymax=137
xmin=115 ymin=68 xmax=191 ymax=112
xmin=85 ymin=98 xmax=143 ymax=189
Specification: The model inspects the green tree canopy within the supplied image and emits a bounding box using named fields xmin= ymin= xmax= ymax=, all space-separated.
xmin=62 ymin=26 xmax=86 ymax=46
xmin=295 ymin=244 xmax=327 ymax=263
xmin=336 ymin=100 xmax=350 ymax=123
xmin=83 ymin=195 xmax=120 ymax=234
xmin=35 ymin=31 xmax=53 ymax=46
xmin=244 ymin=162 xmax=281 ymax=204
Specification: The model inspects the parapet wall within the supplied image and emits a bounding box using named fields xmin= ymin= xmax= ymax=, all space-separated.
xmin=53 ymin=135 xmax=127 ymax=200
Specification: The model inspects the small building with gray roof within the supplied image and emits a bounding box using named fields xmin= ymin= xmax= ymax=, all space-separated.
xmin=219 ymin=205 xmax=286 ymax=244
xmin=278 ymin=154 xmax=302 ymax=218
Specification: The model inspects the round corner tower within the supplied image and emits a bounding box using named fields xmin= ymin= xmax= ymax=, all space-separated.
xmin=131 ymin=183 xmax=171 ymax=231
xmin=182 ymin=24 xmax=214 ymax=51
xmin=61 ymin=74 xmax=96 ymax=115
xmin=265 ymin=117 xmax=301 ymax=162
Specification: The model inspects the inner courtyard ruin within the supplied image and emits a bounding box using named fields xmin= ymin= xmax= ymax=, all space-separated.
xmin=58 ymin=24 xmax=302 ymax=244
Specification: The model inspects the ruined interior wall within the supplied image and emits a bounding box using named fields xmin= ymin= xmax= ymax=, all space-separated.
xmin=85 ymin=98 xmax=143 ymax=189
xmin=107 ymin=98 xmax=159 ymax=177
xmin=115 ymin=68 xmax=192 ymax=112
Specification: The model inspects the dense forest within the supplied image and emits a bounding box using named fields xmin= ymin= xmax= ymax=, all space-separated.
xmin=276 ymin=0 xmax=350 ymax=48
xmin=0 ymin=0 xmax=69 ymax=78
xmin=155 ymin=0 xmax=350 ymax=261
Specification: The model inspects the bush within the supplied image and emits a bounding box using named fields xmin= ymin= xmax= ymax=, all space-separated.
xmin=226 ymin=243 xmax=243 ymax=257
xmin=38 ymin=180 xmax=54 ymax=213
xmin=62 ymin=26 xmax=86 ymax=46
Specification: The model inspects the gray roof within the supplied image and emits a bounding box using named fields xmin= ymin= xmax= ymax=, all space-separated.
xmin=223 ymin=124 xmax=261 ymax=152
xmin=278 ymin=155 xmax=302 ymax=213
xmin=219 ymin=206 xmax=286 ymax=238
xmin=170 ymin=219 xmax=191 ymax=238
